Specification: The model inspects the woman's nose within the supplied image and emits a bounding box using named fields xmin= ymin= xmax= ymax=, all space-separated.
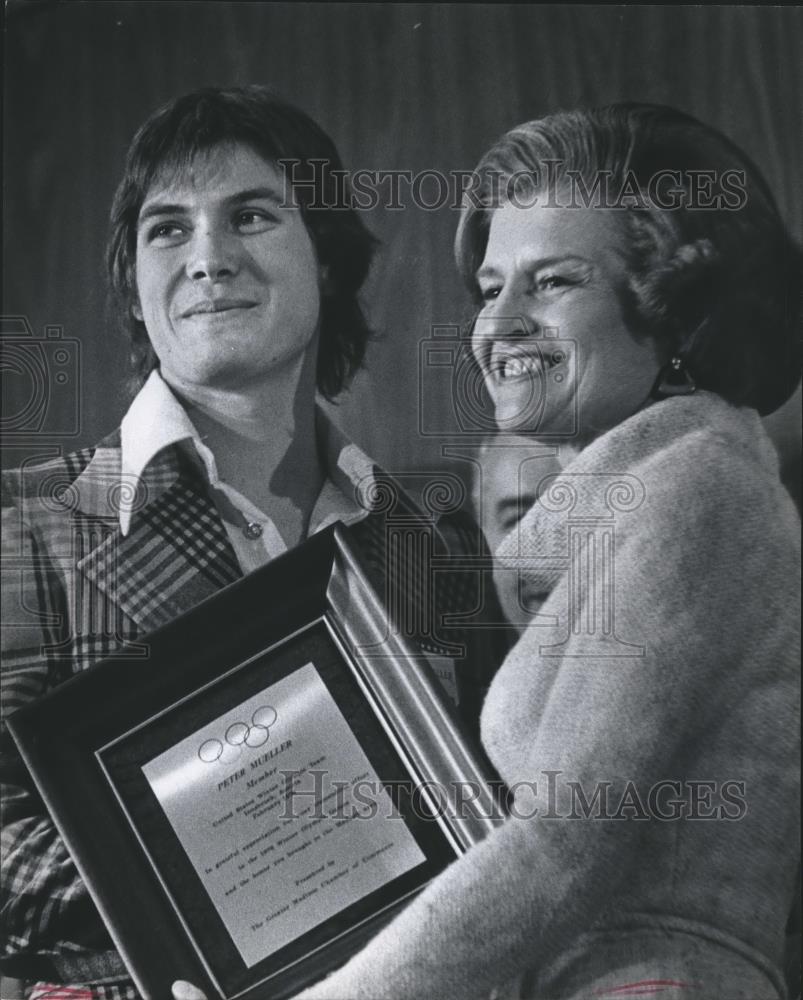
xmin=478 ymin=288 xmax=537 ymax=341
xmin=186 ymin=228 xmax=239 ymax=281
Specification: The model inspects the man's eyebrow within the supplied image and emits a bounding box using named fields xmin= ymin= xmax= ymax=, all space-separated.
xmin=494 ymin=493 xmax=536 ymax=519
xmin=226 ymin=187 xmax=285 ymax=206
xmin=138 ymin=202 xmax=189 ymax=225
xmin=138 ymin=187 xmax=285 ymax=225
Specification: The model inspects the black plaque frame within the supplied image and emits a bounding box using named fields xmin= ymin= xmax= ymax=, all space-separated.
xmin=9 ymin=525 xmax=502 ymax=999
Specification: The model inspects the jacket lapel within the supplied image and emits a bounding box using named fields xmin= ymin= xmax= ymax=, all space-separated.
xmin=74 ymin=440 xmax=241 ymax=634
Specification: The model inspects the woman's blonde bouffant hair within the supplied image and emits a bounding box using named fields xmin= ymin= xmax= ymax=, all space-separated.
xmin=456 ymin=103 xmax=802 ymax=416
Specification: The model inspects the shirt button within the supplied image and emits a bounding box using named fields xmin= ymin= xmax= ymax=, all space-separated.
xmin=243 ymin=521 xmax=263 ymax=540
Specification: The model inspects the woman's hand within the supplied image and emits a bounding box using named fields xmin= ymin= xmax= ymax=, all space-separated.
xmin=172 ymin=981 xmax=207 ymax=1000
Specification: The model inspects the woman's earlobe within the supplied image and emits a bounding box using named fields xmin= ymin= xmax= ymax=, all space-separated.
xmin=132 ymin=301 xmax=144 ymax=322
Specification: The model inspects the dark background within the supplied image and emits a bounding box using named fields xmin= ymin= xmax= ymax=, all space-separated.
xmin=3 ymin=2 xmax=802 ymax=495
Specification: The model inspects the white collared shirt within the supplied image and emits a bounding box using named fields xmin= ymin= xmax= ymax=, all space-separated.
xmin=119 ymin=370 xmax=371 ymax=573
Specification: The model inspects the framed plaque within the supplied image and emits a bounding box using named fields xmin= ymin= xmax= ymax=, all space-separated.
xmin=9 ymin=525 xmax=503 ymax=999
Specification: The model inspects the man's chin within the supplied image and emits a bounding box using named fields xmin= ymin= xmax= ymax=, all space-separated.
xmin=161 ymin=362 xmax=253 ymax=395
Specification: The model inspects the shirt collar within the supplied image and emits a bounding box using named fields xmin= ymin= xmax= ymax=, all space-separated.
xmin=118 ymin=369 xmax=379 ymax=537
xmin=119 ymin=370 xmax=212 ymax=534
xmin=314 ymin=405 xmax=380 ymax=517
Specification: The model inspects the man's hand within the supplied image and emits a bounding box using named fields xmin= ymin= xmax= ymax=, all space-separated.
xmin=172 ymin=980 xmax=207 ymax=999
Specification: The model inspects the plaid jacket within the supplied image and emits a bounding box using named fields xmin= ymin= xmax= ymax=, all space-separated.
xmin=1 ymin=431 xmax=509 ymax=1000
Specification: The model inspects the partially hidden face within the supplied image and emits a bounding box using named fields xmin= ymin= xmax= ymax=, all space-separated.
xmin=133 ymin=142 xmax=324 ymax=392
xmin=472 ymin=201 xmax=665 ymax=444
xmin=474 ymin=442 xmax=562 ymax=556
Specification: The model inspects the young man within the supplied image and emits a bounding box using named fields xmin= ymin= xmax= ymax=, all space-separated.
xmin=1 ymin=86 xmax=507 ymax=1000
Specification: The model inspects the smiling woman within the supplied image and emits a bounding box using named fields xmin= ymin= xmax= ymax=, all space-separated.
xmin=234 ymin=103 xmax=799 ymax=1000
xmin=457 ymin=104 xmax=802 ymax=422
xmin=471 ymin=204 xmax=664 ymax=444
